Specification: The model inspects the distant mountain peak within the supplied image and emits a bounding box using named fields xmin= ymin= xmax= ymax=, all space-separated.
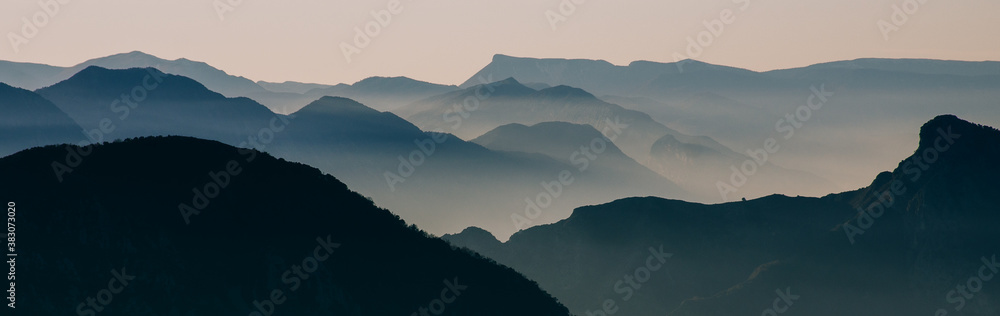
xmin=457 ymin=226 xmax=500 ymax=241
xmin=496 ymin=77 xmax=521 ymax=85
xmin=481 ymin=77 xmax=531 ymax=89
xmin=914 ymin=114 xmax=999 ymax=156
xmin=354 ymin=76 xmax=417 ymax=85
xmin=534 ymin=85 xmax=596 ymax=99
xmin=119 ymin=50 xmax=159 ymax=58
xmin=458 ymin=77 xmax=535 ymax=97
xmin=920 ymin=114 xmax=963 ymax=132
xmin=492 ymin=53 xmax=515 ymax=61
xmin=441 ymin=226 xmax=503 ymax=255
xmin=854 ymin=114 xmax=1000 ymax=209
xmin=96 ymin=51 xmax=170 ymax=64
xmin=42 ymin=66 xmax=217 ymax=99
xmin=489 ymin=54 xmax=617 ymax=67
xmin=346 ymin=76 xmax=457 ymax=96
xmin=296 ymin=96 xmax=379 ymax=115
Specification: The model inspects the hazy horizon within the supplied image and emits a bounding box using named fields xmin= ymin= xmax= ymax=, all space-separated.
xmin=4 ymin=1 xmax=1000 ymax=314
xmin=4 ymin=0 xmax=998 ymax=85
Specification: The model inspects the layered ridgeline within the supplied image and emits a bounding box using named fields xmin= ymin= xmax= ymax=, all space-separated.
xmin=0 ymin=83 xmax=81 ymax=157
xmin=445 ymin=115 xmax=1000 ymax=316
xmin=0 ymin=136 xmax=570 ymax=315
xmin=7 ymin=66 xmax=688 ymax=239
xmin=469 ymin=121 xmax=685 ymax=205
xmin=249 ymin=76 xmax=457 ymax=114
xmin=0 ymin=51 xmax=456 ymax=113
xmin=267 ymin=96 xmax=689 ymax=239
xmin=14 ymin=51 xmax=270 ymax=99
xmin=297 ymin=76 xmax=458 ymax=112
xmin=459 ymin=54 xmax=1000 ymax=199
xmin=399 ymin=77 xmax=835 ymax=202
xmin=35 ymin=66 xmax=282 ymax=147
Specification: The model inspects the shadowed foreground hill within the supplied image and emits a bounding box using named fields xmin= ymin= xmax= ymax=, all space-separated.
xmin=445 ymin=115 xmax=1000 ymax=316
xmin=0 ymin=136 xmax=569 ymax=315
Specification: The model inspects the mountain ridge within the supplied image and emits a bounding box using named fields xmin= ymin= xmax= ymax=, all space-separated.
xmin=445 ymin=114 xmax=1000 ymax=316
xmin=0 ymin=135 xmax=572 ymax=315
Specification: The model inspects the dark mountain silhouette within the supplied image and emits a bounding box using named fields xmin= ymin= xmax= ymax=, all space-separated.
xmin=0 ymin=136 xmax=571 ymax=315
xmin=0 ymin=83 xmax=82 ymax=157
xmin=445 ymin=115 xmax=1000 ymax=316
xmin=441 ymin=227 xmax=504 ymax=259
xmin=35 ymin=66 xmax=280 ymax=146
xmin=50 ymin=51 xmax=270 ymax=97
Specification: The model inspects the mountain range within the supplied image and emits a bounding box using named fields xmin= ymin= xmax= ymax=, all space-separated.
xmin=444 ymin=115 xmax=1000 ymax=316
xmin=458 ymin=54 xmax=1000 ymax=197
xmin=2 ymin=51 xmax=999 ymax=315
xmin=0 ymin=51 xmax=457 ymax=114
xmin=7 ymin=51 xmax=997 ymax=198
xmin=398 ymin=77 xmax=836 ymax=201
xmin=3 ymin=66 xmax=689 ymax=239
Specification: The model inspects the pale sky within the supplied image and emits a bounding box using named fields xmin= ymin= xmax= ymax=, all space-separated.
xmin=3 ymin=0 xmax=998 ymax=86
